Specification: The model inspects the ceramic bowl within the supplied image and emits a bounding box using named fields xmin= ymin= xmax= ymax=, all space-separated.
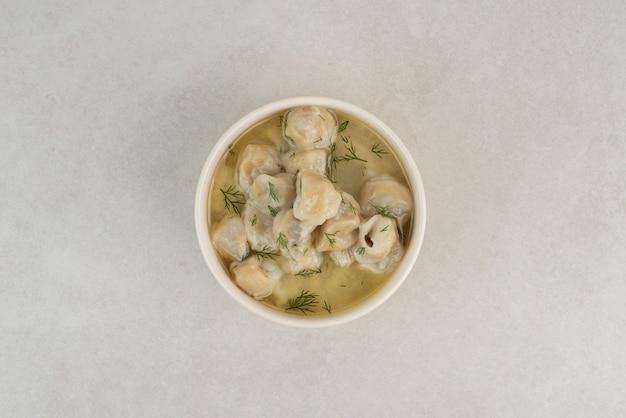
xmin=195 ymin=97 xmax=426 ymax=327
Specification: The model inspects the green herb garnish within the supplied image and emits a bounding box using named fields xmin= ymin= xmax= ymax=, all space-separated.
xmin=371 ymin=143 xmax=388 ymax=158
xmin=268 ymin=182 xmax=279 ymax=202
xmin=249 ymin=214 xmax=257 ymax=226
xmin=255 ymin=246 xmax=279 ymax=261
xmin=226 ymin=143 xmax=235 ymax=158
xmin=277 ymin=232 xmax=288 ymax=250
xmin=337 ymin=120 xmax=349 ymax=133
xmin=348 ymin=202 xmax=357 ymax=215
xmin=268 ymin=205 xmax=278 ymax=217
xmin=220 ymin=185 xmax=245 ymax=215
xmin=356 ymin=247 xmax=366 ymax=256
xmin=335 ymin=136 xmax=367 ymax=163
xmin=372 ymin=205 xmax=392 ymax=218
xmin=322 ymin=301 xmax=332 ymax=314
xmin=285 ymin=290 xmax=319 ymax=314
xmin=295 ymin=268 xmax=322 ymax=278
xmin=324 ymin=231 xmax=339 ymax=248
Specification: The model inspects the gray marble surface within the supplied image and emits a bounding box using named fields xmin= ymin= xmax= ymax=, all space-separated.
xmin=2 ymin=1 xmax=625 ymax=417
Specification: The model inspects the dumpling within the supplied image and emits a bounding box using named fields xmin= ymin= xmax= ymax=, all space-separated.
xmin=359 ymin=176 xmax=413 ymax=226
xmin=273 ymin=208 xmax=322 ymax=273
xmin=354 ymin=214 xmax=398 ymax=258
xmin=280 ymin=149 xmax=328 ymax=176
xmin=353 ymin=241 xmax=404 ymax=273
xmin=236 ymin=144 xmax=282 ymax=194
xmin=315 ymin=192 xmax=361 ymax=252
xmin=293 ymin=170 xmax=342 ymax=226
xmin=231 ymin=257 xmax=282 ymax=299
xmin=247 ymin=173 xmax=296 ymax=217
xmin=352 ymin=214 xmax=404 ymax=273
xmin=243 ymin=202 xmax=275 ymax=252
xmin=283 ymin=106 xmax=338 ymax=150
xmin=212 ymin=215 xmax=249 ymax=262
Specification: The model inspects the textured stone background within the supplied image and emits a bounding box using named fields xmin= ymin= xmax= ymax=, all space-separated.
xmin=1 ymin=1 xmax=624 ymax=416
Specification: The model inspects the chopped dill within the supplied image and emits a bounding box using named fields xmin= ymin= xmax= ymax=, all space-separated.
xmin=380 ymin=224 xmax=390 ymax=232
xmin=277 ymin=232 xmax=288 ymax=250
xmin=226 ymin=143 xmax=235 ymax=158
xmin=337 ymin=120 xmax=349 ymax=133
xmin=249 ymin=214 xmax=257 ymax=226
xmin=295 ymin=268 xmax=322 ymax=278
xmin=356 ymin=247 xmax=366 ymax=256
xmin=322 ymin=301 xmax=332 ymax=314
xmin=285 ymin=289 xmax=319 ymax=314
xmin=268 ymin=182 xmax=279 ymax=202
xmin=255 ymin=246 xmax=279 ymax=261
xmin=370 ymin=143 xmax=388 ymax=158
xmin=220 ymin=185 xmax=245 ymax=215
xmin=324 ymin=231 xmax=339 ymax=248
xmin=372 ymin=204 xmax=392 ymax=218
xmin=348 ymin=202 xmax=357 ymax=215
xmin=268 ymin=205 xmax=278 ymax=217
xmin=335 ymin=136 xmax=367 ymax=164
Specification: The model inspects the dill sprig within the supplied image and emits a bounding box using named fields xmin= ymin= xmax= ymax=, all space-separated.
xmin=268 ymin=182 xmax=279 ymax=202
xmin=276 ymin=232 xmax=288 ymax=250
xmin=324 ymin=231 xmax=339 ymax=248
xmin=226 ymin=143 xmax=235 ymax=158
xmin=295 ymin=268 xmax=322 ymax=278
xmin=370 ymin=143 xmax=388 ymax=158
xmin=220 ymin=185 xmax=245 ymax=215
xmin=285 ymin=289 xmax=319 ymax=314
xmin=323 ymin=301 xmax=332 ymax=314
xmin=348 ymin=202 xmax=357 ymax=215
xmin=335 ymin=136 xmax=367 ymax=163
xmin=372 ymin=205 xmax=392 ymax=218
xmin=255 ymin=245 xmax=279 ymax=261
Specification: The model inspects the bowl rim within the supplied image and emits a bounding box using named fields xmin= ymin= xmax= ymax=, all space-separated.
xmin=195 ymin=96 xmax=426 ymax=327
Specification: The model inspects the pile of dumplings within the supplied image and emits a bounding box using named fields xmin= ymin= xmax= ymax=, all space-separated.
xmin=212 ymin=106 xmax=413 ymax=300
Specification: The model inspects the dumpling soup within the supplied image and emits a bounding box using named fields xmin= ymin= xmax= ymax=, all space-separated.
xmin=208 ymin=105 xmax=414 ymax=316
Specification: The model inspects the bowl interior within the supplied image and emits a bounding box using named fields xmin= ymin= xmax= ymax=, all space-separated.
xmin=195 ymin=97 xmax=426 ymax=327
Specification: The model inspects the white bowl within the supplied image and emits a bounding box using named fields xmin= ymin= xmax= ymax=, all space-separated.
xmin=195 ymin=97 xmax=426 ymax=327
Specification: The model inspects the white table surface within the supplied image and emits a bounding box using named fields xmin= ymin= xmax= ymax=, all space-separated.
xmin=2 ymin=1 xmax=625 ymax=417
